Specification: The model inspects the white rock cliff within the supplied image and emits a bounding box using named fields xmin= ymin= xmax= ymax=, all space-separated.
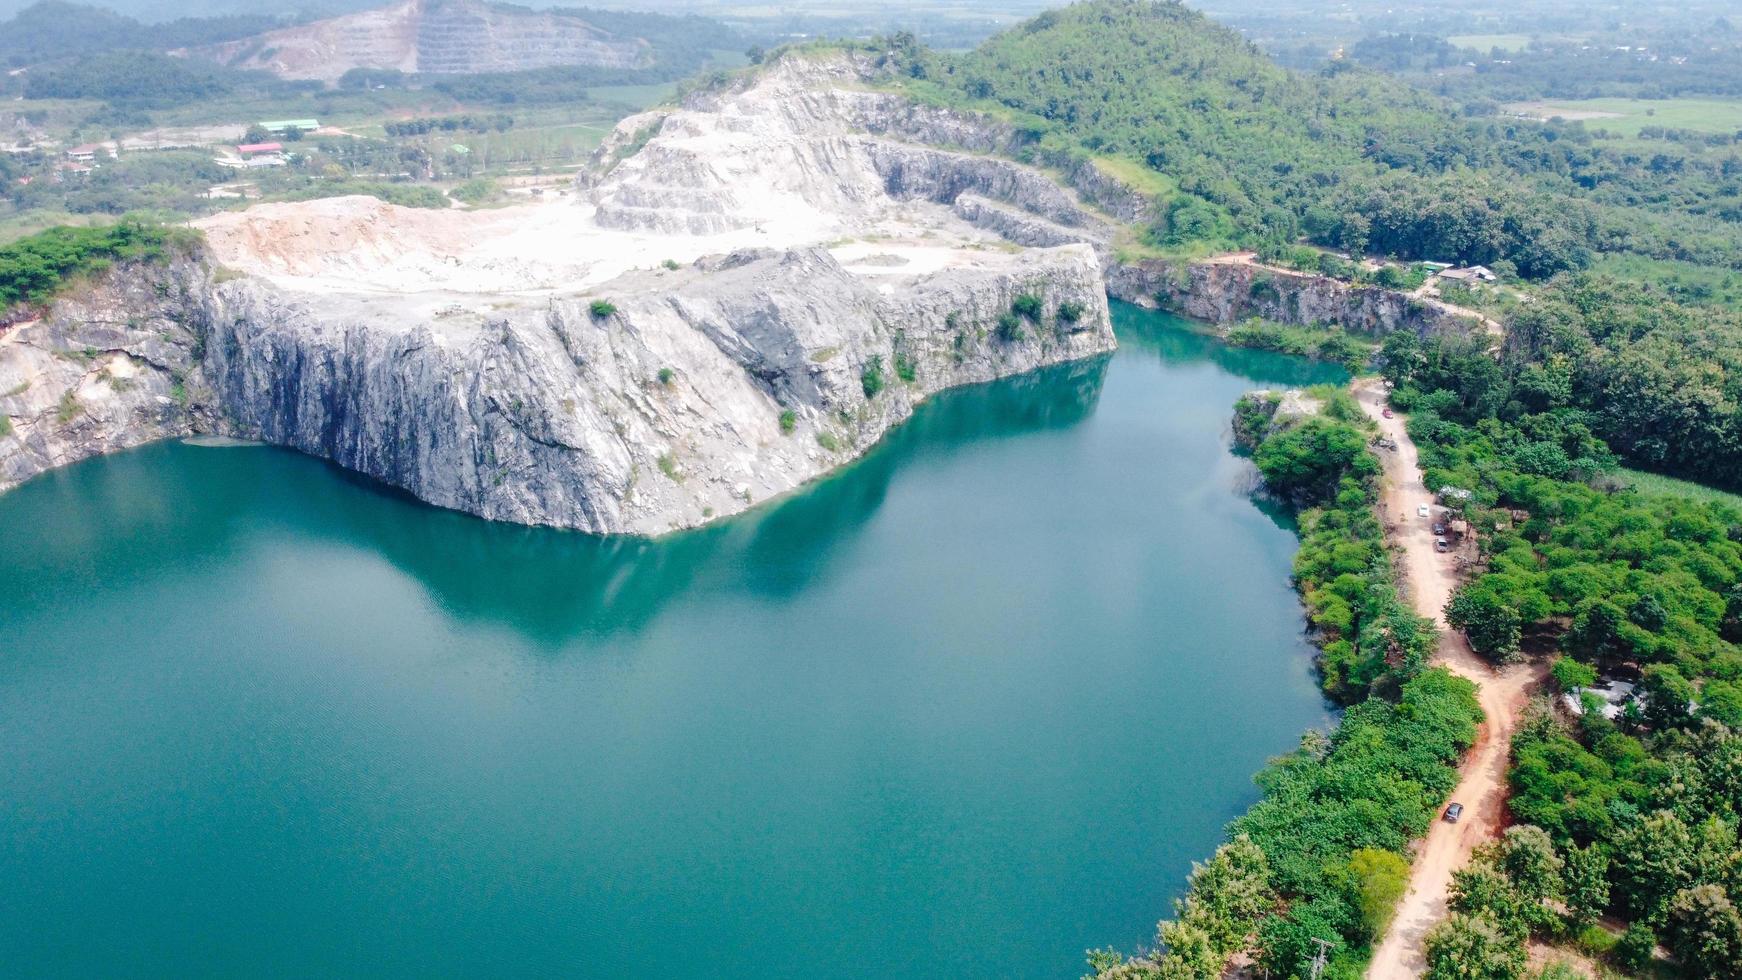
xmin=0 ymin=54 xmax=1117 ymax=534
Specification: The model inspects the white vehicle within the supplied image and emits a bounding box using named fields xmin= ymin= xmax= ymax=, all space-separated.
xmin=1417 ymin=504 xmax=1431 ymax=518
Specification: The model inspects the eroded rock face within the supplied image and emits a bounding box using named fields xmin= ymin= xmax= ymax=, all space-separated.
xmin=0 ymin=53 xmax=1118 ymax=534
xmin=1107 ymin=259 xmax=1491 ymax=339
xmin=187 ymin=0 xmax=648 ymax=83
xmin=196 ymin=244 xmax=1109 ymax=534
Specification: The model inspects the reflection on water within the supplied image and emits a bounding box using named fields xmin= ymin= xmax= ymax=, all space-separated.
xmin=0 ymin=303 xmax=1341 ymax=980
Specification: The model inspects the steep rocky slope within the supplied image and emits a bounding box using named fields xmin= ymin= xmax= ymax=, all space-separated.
xmin=189 ymin=0 xmax=648 ymax=83
xmin=0 ymin=53 xmax=1115 ymax=534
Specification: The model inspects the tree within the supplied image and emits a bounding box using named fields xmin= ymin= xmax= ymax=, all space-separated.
xmin=1615 ymin=810 xmax=1698 ymax=923
xmin=243 ymin=123 xmax=273 ymax=144
xmin=1643 ymin=664 xmax=1696 ymax=730
xmin=1663 ymin=885 xmax=1742 ymax=979
xmin=1253 ymin=418 xmax=1377 ymax=504
xmin=1342 ymin=848 xmax=1410 ymax=940
xmin=1423 ymin=912 xmax=1527 ymax=980
xmin=1548 ymin=657 xmax=1596 ymax=694
xmin=1497 ymin=826 xmax=1563 ymax=905
xmin=1561 ymin=844 xmax=1609 ymax=930
xmin=1175 ymin=835 xmax=1275 ymax=953
xmin=1153 ymin=918 xmax=1220 ymax=979
xmin=1446 ymin=586 xmax=1522 ymax=661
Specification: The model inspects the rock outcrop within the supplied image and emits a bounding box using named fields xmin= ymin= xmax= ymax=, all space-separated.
xmin=0 ymin=52 xmax=1117 ymax=534
xmin=1107 ymin=258 xmax=1491 ymax=339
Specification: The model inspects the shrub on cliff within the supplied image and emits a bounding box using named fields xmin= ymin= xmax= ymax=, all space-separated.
xmin=860 ymin=356 xmax=886 ymax=398
xmin=0 ymin=221 xmax=188 ymax=309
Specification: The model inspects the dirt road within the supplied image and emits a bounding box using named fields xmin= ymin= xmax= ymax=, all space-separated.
xmin=1356 ymin=379 xmax=1546 ymax=979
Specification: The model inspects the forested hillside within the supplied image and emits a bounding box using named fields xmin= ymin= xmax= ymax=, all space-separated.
xmin=887 ymin=0 xmax=1742 ymax=278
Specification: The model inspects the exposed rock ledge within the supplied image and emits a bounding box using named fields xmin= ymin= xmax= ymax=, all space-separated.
xmin=0 ymin=53 xmax=1115 ymax=534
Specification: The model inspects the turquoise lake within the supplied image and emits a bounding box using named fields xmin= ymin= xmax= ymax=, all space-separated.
xmin=0 ymin=305 xmax=1345 ymax=978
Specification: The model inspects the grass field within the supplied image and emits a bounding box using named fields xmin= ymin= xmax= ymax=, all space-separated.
xmin=1091 ymin=156 xmax=1177 ymax=199
xmin=1506 ymin=96 xmax=1742 ymax=136
xmin=1449 ymin=34 xmax=1534 ymax=52
xmin=1619 ymin=468 xmax=1742 ymax=510
xmin=1588 ymin=254 xmax=1742 ymax=311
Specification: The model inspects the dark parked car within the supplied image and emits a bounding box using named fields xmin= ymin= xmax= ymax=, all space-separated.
xmin=1432 ymin=522 xmax=1447 ymax=535
xmin=1445 ymin=802 xmax=1464 ymax=823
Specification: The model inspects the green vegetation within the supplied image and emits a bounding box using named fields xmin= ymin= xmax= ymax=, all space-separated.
xmin=449 ymin=178 xmax=503 ymax=207
xmin=1225 ymin=319 xmax=1373 ymax=372
xmin=1 ymin=221 xmax=189 ymax=308
xmin=1618 ymin=468 xmax=1742 ymax=510
xmin=278 ymin=181 xmax=448 ymax=210
xmin=1241 ymin=389 xmax=1435 ymax=701
xmin=655 ymin=453 xmax=681 ymax=482
xmin=0 ymin=414 xmax=11 ymax=438
xmin=1010 ymin=293 xmax=1044 ymax=323
xmin=657 ymin=368 xmax=675 ymax=387
xmin=871 ymin=0 xmax=1742 ymax=279
xmin=860 ymin=355 xmax=886 ymax=399
xmin=893 ymin=352 xmax=917 ymax=385
xmin=0 ymin=2 xmax=281 ymax=68
xmin=815 ymin=431 xmax=841 ymax=453
xmin=1382 ymin=322 xmax=1742 ymax=976
xmin=589 ymin=300 xmax=618 ymax=319
xmin=778 ymin=410 xmax=797 ymax=435
xmin=995 ymin=312 xmax=1025 ymax=343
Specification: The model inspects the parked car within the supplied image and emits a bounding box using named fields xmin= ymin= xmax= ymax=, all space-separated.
xmin=1445 ymin=802 xmax=1464 ymax=823
xmin=1382 ymin=409 xmax=1393 ymax=419
xmin=1417 ymin=504 xmax=1431 ymax=518
xmin=1432 ymin=522 xmax=1447 ymax=536
xmin=1435 ymin=537 xmax=1450 ymax=552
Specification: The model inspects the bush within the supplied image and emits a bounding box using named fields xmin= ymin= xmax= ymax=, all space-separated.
xmin=657 ymin=367 xmax=674 ymax=386
xmin=1056 ymin=300 xmax=1085 ymax=324
xmin=449 ymin=178 xmax=502 ymax=205
xmin=995 ymin=312 xmax=1025 ymax=342
xmin=894 ymin=352 xmax=917 ymax=384
xmin=1011 ymin=293 xmax=1044 ymax=323
xmin=1 ymin=221 xmax=184 ymax=308
xmin=778 ymin=410 xmax=796 ymax=435
xmin=816 ymin=431 xmax=840 ymax=452
xmin=589 ymin=300 xmax=618 ymax=318
xmin=1614 ymin=923 xmax=1657 ymax=974
xmin=860 ymin=356 xmax=886 ymax=398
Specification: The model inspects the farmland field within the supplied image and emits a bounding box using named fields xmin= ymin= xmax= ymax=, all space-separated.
xmin=1505 ymin=96 xmax=1742 ymax=135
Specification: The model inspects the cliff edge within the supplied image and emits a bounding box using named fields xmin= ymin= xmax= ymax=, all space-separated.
xmin=0 ymin=53 xmax=1116 ymax=534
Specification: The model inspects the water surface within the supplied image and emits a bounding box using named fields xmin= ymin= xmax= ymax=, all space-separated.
xmin=0 ymin=305 xmax=1344 ymax=978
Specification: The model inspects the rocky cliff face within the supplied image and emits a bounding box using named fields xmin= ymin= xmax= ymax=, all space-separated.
xmin=1107 ymin=259 xmax=1490 ymax=339
xmin=0 ymin=52 xmax=1116 ymax=534
xmin=189 ymin=0 xmax=648 ymax=83
xmin=0 ymin=259 xmax=216 ymax=493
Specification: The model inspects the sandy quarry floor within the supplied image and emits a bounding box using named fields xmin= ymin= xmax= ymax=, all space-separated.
xmin=195 ymin=194 xmax=1005 ymax=298
xmin=1358 ymin=378 xmax=1548 ymax=979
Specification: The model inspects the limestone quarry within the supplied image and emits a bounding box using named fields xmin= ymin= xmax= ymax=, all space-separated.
xmin=0 ymin=54 xmax=1118 ymax=535
xmin=188 ymin=0 xmax=649 ymax=83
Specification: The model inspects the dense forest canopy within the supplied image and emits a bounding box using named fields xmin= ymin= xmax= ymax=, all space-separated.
xmin=881 ymin=0 xmax=1742 ymax=279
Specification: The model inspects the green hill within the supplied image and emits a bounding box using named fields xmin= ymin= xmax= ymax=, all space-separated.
xmin=889 ymin=0 xmax=1741 ymax=279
